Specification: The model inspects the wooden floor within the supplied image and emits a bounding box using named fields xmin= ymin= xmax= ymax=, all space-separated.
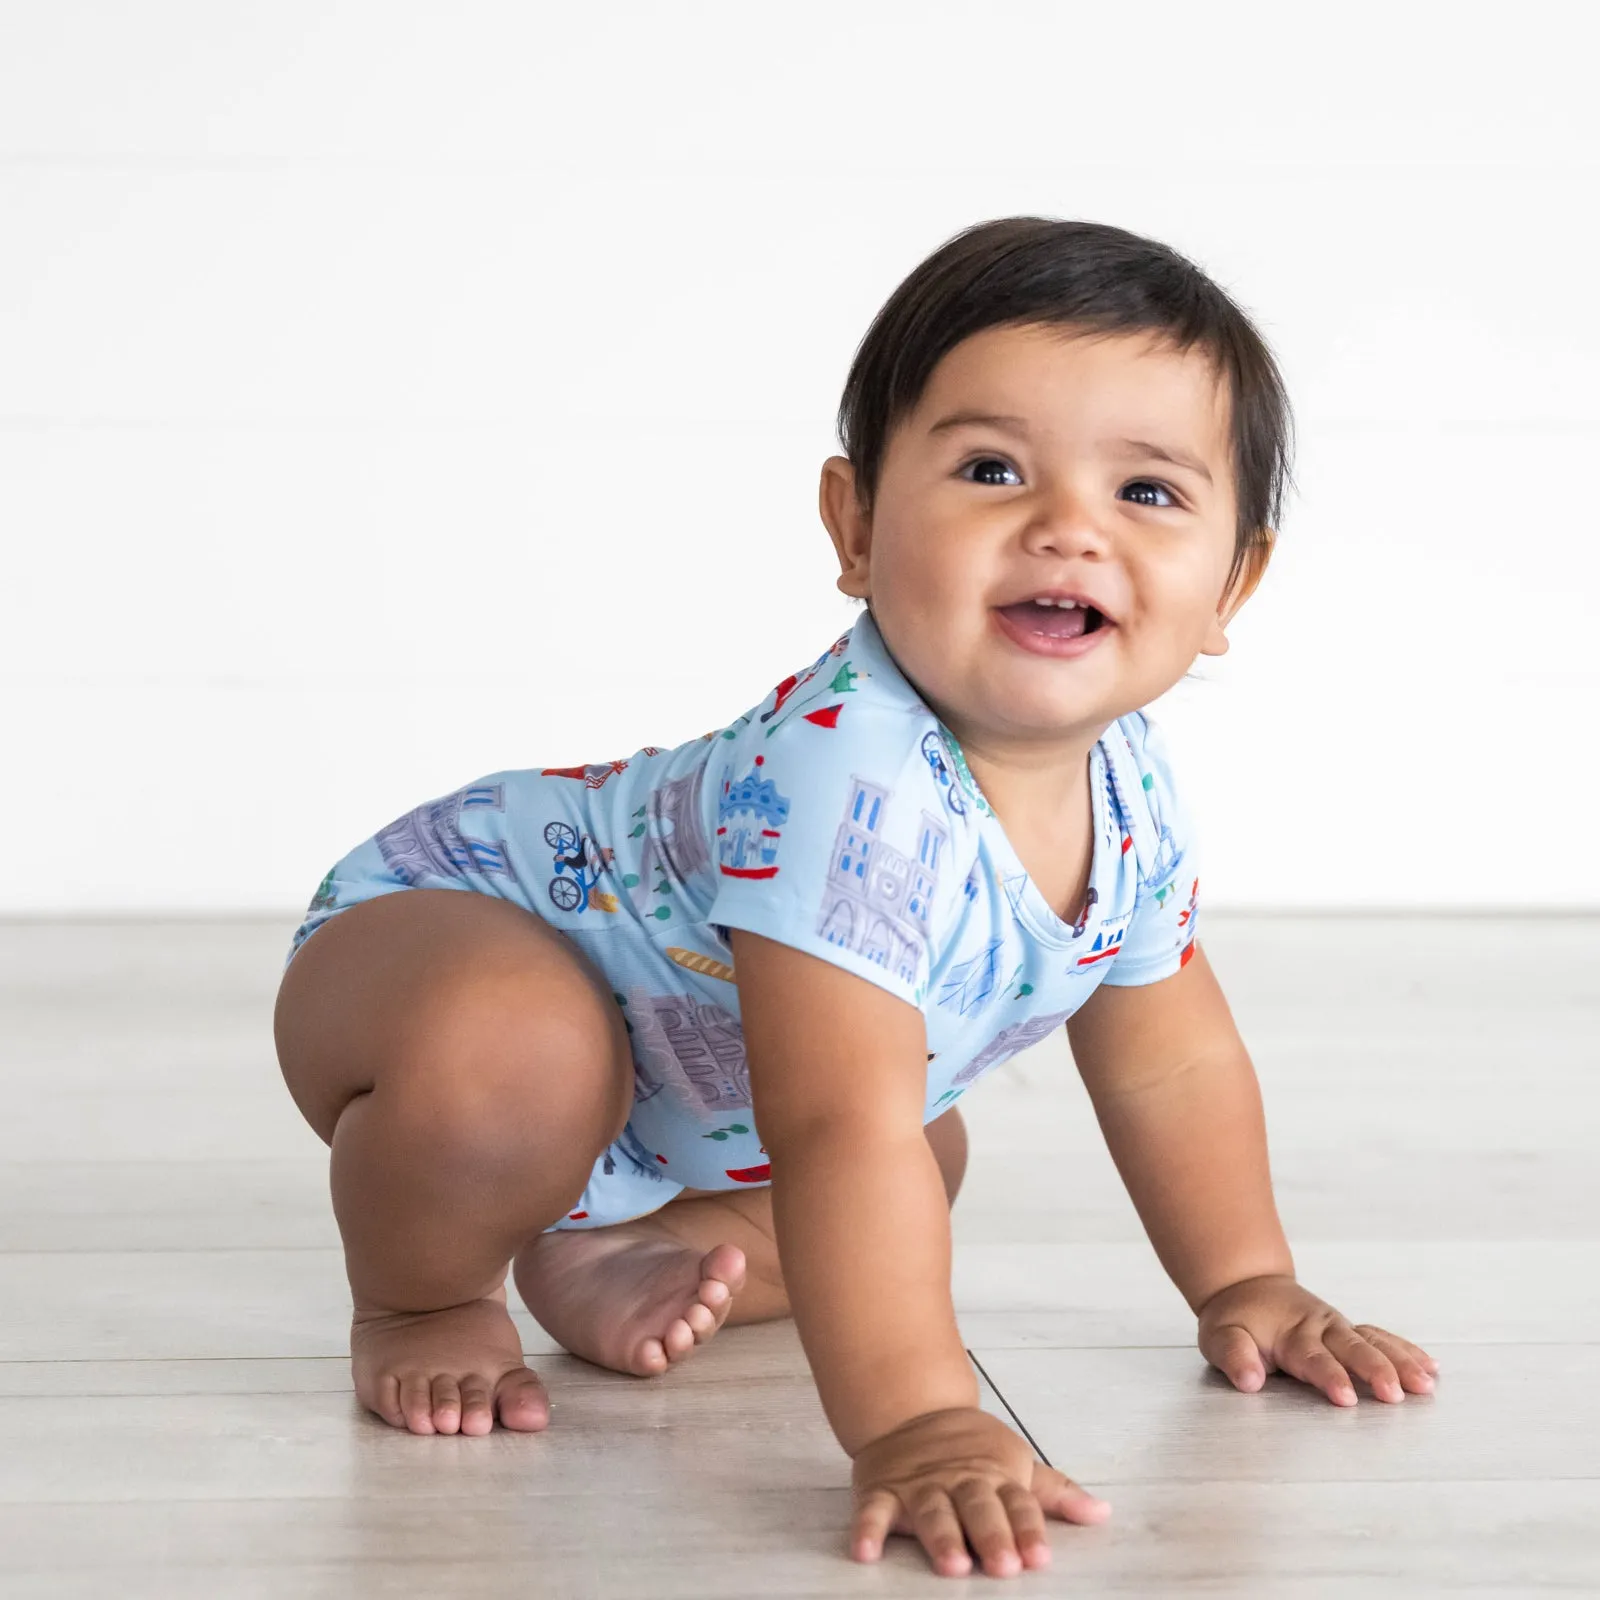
xmin=2 ymin=914 xmax=1597 ymax=1597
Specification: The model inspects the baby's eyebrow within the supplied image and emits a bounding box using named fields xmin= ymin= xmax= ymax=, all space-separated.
xmin=926 ymin=409 xmax=1032 ymax=437
xmin=925 ymin=411 xmax=1214 ymax=487
xmin=1103 ymin=437 xmax=1214 ymax=486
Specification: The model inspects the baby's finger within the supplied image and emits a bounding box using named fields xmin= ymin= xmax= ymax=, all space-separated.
xmin=949 ymin=1479 xmax=1023 ymax=1577
xmin=1327 ymin=1324 xmax=1405 ymax=1403
xmin=910 ymin=1489 xmax=975 ymax=1578
xmin=1204 ymin=1322 xmax=1267 ymax=1392
xmin=849 ymin=1488 xmax=900 ymax=1564
xmin=1356 ymin=1324 xmax=1446 ymax=1388
xmin=1031 ymin=1462 xmax=1113 ymax=1524
xmin=1278 ymin=1339 xmax=1358 ymax=1405
xmin=998 ymin=1482 xmax=1054 ymax=1569
xmin=1354 ymin=1324 xmax=1440 ymax=1392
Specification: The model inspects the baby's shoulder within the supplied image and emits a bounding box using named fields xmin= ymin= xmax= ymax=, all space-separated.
xmin=703 ymin=623 xmax=978 ymax=1008
xmin=1103 ymin=707 xmax=1184 ymax=823
xmin=1098 ymin=705 xmax=1197 ymax=900
xmin=715 ymin=623 xmax=945 ymax=800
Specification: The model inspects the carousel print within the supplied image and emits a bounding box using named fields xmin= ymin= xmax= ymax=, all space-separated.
xmin=717 ymin=755 xmax=791 ymax=879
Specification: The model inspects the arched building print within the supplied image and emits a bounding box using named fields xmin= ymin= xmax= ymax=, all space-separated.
xmin=628 ymin=762 xmax=712 ymax=915
xmin=951 ymin=1007 xmax=1075 ymax=1087
xmin=817 ymin=774 xmax=947 ymax=985
xmin=375 ymin=784 xmax=509 ymax=885
xmin=622 ymin=984 xmax=752 ymax=1113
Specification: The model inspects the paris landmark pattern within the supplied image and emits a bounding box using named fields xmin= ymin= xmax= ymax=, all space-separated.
xmin=817 ymin=773 xmax=948 ymax=992
xmin=717 ymin=755 xmax=791 ymax=879
xmin=375 ymin=783 xmax=510 ymax=885
xmin=305 ymin=865 xmax=339 ymax=916
xmin=936 ymin=935 xmax=1005 ymax=1017
xmin=1106 ymin=733 xmax=1182 ymax=894
xmin=618 ymin=985 xmax=753 ymax=1113
xmin=948 ymin=1006 xmax=1077 ymax=1089
xmin=627 ymin=763 xmax=712 ymax=917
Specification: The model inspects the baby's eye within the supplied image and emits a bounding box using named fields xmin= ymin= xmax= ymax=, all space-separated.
xmin=957 ymin=455 xmax=1022 ymax=487
xmin=1121 ymin=479 xmax=1178 ymax=508
xmin=958 ymin=459 xmax=1182 ymax=508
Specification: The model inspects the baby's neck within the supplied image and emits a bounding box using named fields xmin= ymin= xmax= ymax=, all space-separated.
xmin=941 ymin=720 xmax=1102 ymax=830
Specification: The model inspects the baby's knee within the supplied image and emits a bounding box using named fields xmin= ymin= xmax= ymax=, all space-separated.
xmin=379 ymin=968 xmax=632 ymax=1173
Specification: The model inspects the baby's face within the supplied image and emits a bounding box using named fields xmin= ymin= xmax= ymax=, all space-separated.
xmin=823 ymin=322 xmax=1248 ymax=751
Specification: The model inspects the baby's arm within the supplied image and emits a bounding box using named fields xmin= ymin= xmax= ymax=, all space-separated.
xmin=731 ymin=929 xmax=1109 ymax=1578
xmin=1067 ymin=940 xmax=1295 ymax=1303
xmin=730 ymin=926 xmax=977 ymax=1449
xmin=1067 ymin=941 xmax=1438 ymax=1404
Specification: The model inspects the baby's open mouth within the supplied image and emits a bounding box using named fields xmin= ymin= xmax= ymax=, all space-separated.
xmin=995 ymin=598 xmax=1107 ymax=640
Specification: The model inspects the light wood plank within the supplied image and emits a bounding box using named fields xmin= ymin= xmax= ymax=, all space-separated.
xmin=953 ymin=1239 xmax=1600 ymax=1347
xmin=0 ymin=1484 xmax=1594 ymax=1598
xmin=970 ymin=1343 xmax=1600 ymax=1485
xmin=0 ymin=1161 xmax=336 ymax=1251
xmin=10 ymin=1146 xmax=1591 ymax=1256
xmin=5 ymin=1237 xmax=1589 ymax=1364
xmin=0 ymin=1321 xmax=1010 ymax=1399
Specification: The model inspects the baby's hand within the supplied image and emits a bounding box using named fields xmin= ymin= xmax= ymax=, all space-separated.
xmin=849 ymin=1405 xmax=1110 ymax=1578
xmin=1198 ymin=1273 xmax=1441 ymax=1405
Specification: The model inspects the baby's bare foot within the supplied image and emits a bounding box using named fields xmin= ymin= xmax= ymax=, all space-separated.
xmin=351 ymin=1289 xmax=550 ymax=1436
xmin=512 ymin=1223 xmax=746 ymax=1377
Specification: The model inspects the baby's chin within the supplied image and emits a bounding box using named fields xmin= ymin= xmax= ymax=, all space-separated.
xmin=929 ymin=677 xmax=1119 ymax=752
xmin=890 ymin=618 xmax=1115 ymax=727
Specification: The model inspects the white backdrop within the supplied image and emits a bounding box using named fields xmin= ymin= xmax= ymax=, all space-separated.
xmin=2 ymin=1 xmax=1595 ymax=914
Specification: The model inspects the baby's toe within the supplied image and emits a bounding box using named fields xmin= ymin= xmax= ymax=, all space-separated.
xmin=683 ymin=1300 xmax=717 ymax=1339
xmin=430 ymin=1374 xmax=463 ymax=1434
xmin=700 ymin=1243 xmax=746 ymax=1299
xmin=399 ymin=1372 xmax=436 ymax=1434
xmin=458 ymin=1376 xmax=496 ymax=1435
xmin=494 ymin=1368 xmax=551 ymax=1431
xmin=373 ymin=1374 xmax=405 ymax=1429
xmin=663 ymin=1317 xmax=697 ymax=1361
xmin=634 ymin=1336 xmax=669 ymax=1375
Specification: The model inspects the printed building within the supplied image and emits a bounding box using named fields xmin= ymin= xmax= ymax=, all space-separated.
xmin=951 ymin=1006 xmax=1076 ymax=1087
xmin=628 ymin=763 xmax=712 ymax=915
xmin=817 ymin=775 xmax=947 ymax=985
xmin=375 ymin=784 xmax=509 ymax=885
xmin=623 ymin=985 xmax=752 ymax=1113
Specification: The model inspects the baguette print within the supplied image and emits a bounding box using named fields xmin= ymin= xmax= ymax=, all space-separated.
xmin=666 ymin=945 xmax=736 ymax=984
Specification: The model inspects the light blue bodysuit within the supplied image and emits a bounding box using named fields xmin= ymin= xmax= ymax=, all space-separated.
xmin=285 ymin=607 xmax=1200 ymax=1228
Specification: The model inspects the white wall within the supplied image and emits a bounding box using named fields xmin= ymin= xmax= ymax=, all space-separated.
xmin=3 ymin=1 xmax=1595 ymax=913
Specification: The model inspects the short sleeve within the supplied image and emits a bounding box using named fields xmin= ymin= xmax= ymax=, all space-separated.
xmin=1100 ymin=711 xmax=1202 ymax=986
xmin=704 ymin=691 xmax=959 ymax=1012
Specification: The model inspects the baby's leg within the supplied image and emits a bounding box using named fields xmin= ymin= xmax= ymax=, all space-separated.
xmin=273 ymin=887 xmax=741 ymax=1435
xmin=515 ymin=1104 xmax=968 ymax=1334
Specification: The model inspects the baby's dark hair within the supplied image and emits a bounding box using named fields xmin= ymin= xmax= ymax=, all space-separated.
xmin=835 ymin=216 xmax=1296 ymax=618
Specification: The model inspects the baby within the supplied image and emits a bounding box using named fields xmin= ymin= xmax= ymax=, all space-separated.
xmin=273 ymin=215 xmax=1438 ymax=1581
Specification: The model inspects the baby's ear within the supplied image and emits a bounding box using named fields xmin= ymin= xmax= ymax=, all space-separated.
xmin=819 ymin=457 xmax=872 ymax=599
